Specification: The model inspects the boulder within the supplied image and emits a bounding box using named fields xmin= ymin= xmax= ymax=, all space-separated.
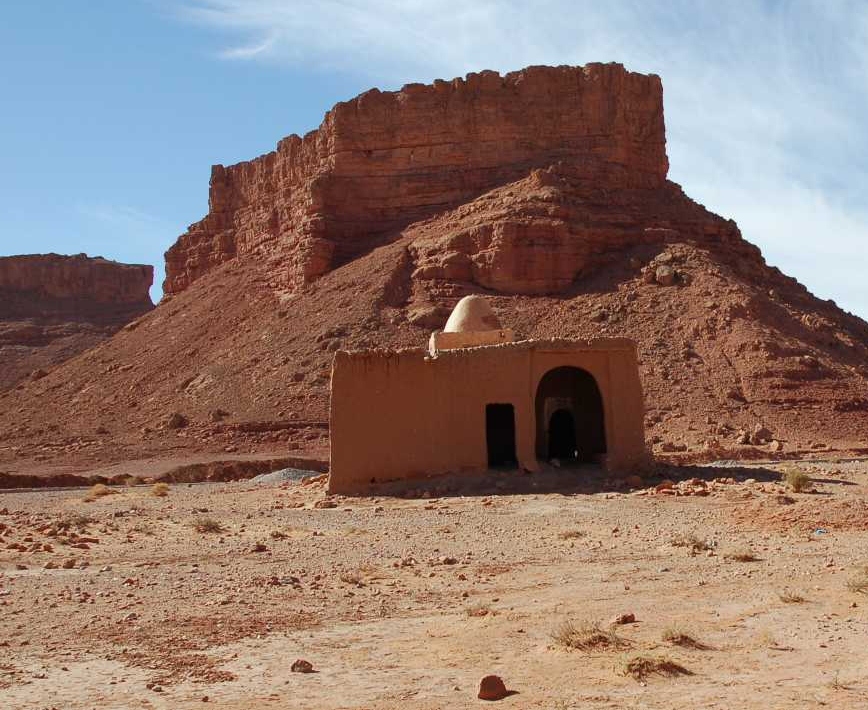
xmin=478 ymin=675 xmax=508 ymax=701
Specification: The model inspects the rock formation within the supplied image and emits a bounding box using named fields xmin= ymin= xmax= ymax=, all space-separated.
xmin=0 ymin=253 xmax=153 ymax=391
xmin=1 ymin=64 xmax=866 ymax=474
xmin=164 ymin=64 xmax=667 ymax=295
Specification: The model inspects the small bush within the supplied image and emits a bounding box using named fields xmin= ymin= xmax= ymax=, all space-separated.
xmin=661 ymin=626 xmax=709 ymax=650
xmin=781 ymin=467 xmax=811 ymax=493
xmin=724 ymin=547 xmax=759 ymax=562
xmin=755 ymin=629 xmax=788 ymax=649
xmin=558 ymin=529 xmax=586 ymax=540
xmin=84 ymin=484 xmax=119 ymax=502
xmin=778 ymin=590 xmax=806 ymax=604
xmin=846 ymin=566 xmax=868 ymax=594
xmin=551 ymin=620 xmax=626 ymax=651
xmin=622 ymin=655 xmax=692 ymax=682
xmin=129 ymin=521 xmax=156 ymax=536
xmin=57 ymin=513 xmax=95 ymax=530
xmin=151 ymin=483 xmax=170 ymax=497
xmin=192 ymin=517 xmax=225 ymax=534
xmin=339 ymin=570 xmax=363 ymax=586
xmin=670 ymin=533 xmax=711 ymax=552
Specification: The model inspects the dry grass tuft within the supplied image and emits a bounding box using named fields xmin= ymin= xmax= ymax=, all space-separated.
xmin=551 ymin=620 xmax=627 ymax=652
xmin=191 ymin=517 xmax=225 ymax=534
xmin=723 ymin=547 xmax=759 ymax=562
xmin=57 ymin=513 xmax=95 ymax=530
xmin=781 ymin=466 xmax=811 ymax=493
xmin=670 ymin=533 xmax=711 ymax=552
xmin=778 ymin=590 xmax=806 ymax=604
xmin=754 ymin=629 xmax=792 ymax=650
xmin=83 ymin=484 xmax=119 ymax=502
xmin=845 ymin=565 xmax=868 ymax=594
xmin=339 ymin=570 xmax=364 ymax=586
xmin=661 ymin=626 xmax=710 ymax=650
xmin=558 ymin=529 xmax=586 ymax=540
xmin=151 ymin=482 xmax=170 ymax=497
xmin=622 ymin=655 xmax=692 ymax=682
xmin=343 ymin=526 xmax=369 ymax=536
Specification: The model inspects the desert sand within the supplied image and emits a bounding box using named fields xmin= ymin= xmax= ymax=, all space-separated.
xmin=3 ymin=459 xmax=868 ymax=709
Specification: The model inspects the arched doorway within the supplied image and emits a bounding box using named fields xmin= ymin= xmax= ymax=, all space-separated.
xmin=535 ymin=366 xmax=606 ymax=462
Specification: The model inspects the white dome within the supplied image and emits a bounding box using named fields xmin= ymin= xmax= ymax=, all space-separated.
xmin=443 ymin=295 xmax=502 ymax=333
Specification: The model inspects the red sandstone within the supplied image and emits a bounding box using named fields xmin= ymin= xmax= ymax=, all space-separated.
xmin=0 ymin=253 xmax=153 ymax=391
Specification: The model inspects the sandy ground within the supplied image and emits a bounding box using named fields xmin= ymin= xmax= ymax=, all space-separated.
xmin=2 ymin=459 xmax=868 ymax=709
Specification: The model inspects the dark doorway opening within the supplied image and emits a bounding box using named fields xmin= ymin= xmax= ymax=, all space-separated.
xmin=486 ymin=403 xmax=517 ymax=467
xmin=548 ymin=408 xmax=577 ymax=459
xmin=535 ymin=366 xmax=606 ymax=462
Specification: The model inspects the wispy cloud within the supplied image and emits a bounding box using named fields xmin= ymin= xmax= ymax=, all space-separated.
xmin=218 ymin=35 xmax=276 ymax=59
xmin=76 ymin=203 xmax=175 ymax=231
xmin=175 ymin=0 xmax=868 ymax=318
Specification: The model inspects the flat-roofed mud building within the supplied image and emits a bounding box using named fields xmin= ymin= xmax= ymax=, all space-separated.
xmin=328 ymin=296 xmax=646 ymax=494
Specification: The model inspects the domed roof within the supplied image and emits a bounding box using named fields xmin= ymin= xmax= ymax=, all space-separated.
xmin=443 ymin=295 xmax=502 ymax=333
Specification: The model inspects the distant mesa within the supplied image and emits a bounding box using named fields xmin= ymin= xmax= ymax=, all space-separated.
xmin=0 ymin=253 xmax=153 ymax=391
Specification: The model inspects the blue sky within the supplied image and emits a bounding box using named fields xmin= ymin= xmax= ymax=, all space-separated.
xmin=1 ymin=1 xmax=866 ymax=320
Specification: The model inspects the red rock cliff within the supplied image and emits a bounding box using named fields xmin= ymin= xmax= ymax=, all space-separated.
xmin=0 ymin=253 xmax=154 ymax=391
xmin=165 ymin=63 xmax=668 ymax=295
xmin=0 ymin=253 xmax=153 ymax=305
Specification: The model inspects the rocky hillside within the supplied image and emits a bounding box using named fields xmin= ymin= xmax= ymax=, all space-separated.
xmin=0 ymin=64 xmax=865 ymax=474
xmin=0 ymin=253 xmax=153 ymax=392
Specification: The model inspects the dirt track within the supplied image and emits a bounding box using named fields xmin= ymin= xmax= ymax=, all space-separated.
xmin=2 ymin=459 xmax=868 ymax=709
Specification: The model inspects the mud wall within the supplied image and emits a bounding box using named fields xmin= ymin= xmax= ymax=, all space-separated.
xmin=328 ymin=339 xmax=646 ymax=493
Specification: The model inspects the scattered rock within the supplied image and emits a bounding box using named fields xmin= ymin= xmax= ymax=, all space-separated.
xmin=750 ymin=424 xmax=773 ymax=445
xmin=654 ymin=265 xmax=676 ymax=286
xmin=291 ymin=659 xmax=314 ymax=673
xmin=166 ymin=412 xmax=189 ymax=430
xmin=478 ymin=674 xmax=508 ymax=701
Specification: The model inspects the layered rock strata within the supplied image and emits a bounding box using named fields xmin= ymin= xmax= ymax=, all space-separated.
xmin=0 ymin=253 xmax=153 ymax=390
xmin=165 ymin=63 xmax=668 ymax=295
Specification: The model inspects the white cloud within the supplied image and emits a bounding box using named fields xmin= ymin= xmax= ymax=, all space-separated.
xmin=175 ymin=0 xmax=868 ymax=319
xmin=76 ymin=203 xmax=174 ymax=230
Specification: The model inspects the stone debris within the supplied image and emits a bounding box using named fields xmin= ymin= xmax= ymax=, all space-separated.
xmin=478 ymin=674 xmax=509 ymax=701
xmin=290 ymin=659 xmax=314 ymax=673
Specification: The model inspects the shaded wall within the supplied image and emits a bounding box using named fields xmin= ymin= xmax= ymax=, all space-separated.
xmin=328 ymin=339 xmax=646 ymax=494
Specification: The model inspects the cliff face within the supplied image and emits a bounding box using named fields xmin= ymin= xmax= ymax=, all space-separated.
xmin=0 ymin=254 xmax=153 ymax=306
xmin=165 ymin=63 xmax=668 ymax=295
xmin=0 ymin=253 xmax=153 ymax=390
